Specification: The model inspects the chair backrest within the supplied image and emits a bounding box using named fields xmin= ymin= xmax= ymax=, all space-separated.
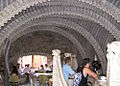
xmin=9 ymin=73 xmax=20 ymax=86
xmin=39 ymin=75 xmax=49 ymax=84
xmin=9 ymin=73 xmax=20 ymax=82
xmin=38 ymin=70 xmax=45 ymax=73
xmin=0 ymin=75 xmax=3 ymax=86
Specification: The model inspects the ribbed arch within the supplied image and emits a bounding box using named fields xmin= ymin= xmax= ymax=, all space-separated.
xmin=10 ymin=26 xmax=86 ymax=58
xmin=0 ymin=0 xmax=16 ymax=11
xmin=78 ymin=0 xmax=120 ymax=21
xmin=67 ymin=19 xmax=113 ymax=52
xmin=0 ymin=2 xmax=119 ymax=43
xmin=1 ymin=19 xmax=108 ymax=73
xmin=6 ymin=16 xmax=106 ymax=72
xmin=0 ymin=0 xmax=120 ymax=27
xmin=0 ymin=0 xmax=118 ymax=72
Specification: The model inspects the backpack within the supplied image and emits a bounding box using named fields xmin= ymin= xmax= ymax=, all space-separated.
xmin=73 ymin=72 xmax=82 ymax=86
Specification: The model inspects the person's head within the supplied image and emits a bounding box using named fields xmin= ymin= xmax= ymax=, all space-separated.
xmin=17 ymin=63 xmax=20 ymax=68
xmin=12 ymin=65 xmax=18 ymax=75
xmin=76 ymin=66 xmax=83 ymax=73
xmin=25 ymin=64 xmax=30 ymax=68
xmin=45 ymin=64 xmax=48 ymax=67
xmin=41 ymin=65 xmax=43 ymax=67
xmin=64 ymin=57 xmax=72 ymax=65
xmin=81 ymin=58 xmax=91 ymax=68
xmin=40 ymin=65 xmax=44 ymax=69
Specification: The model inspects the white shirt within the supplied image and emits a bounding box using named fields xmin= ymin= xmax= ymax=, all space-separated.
xmin=23 ymin=67 xmax=30 ymax=74
xmin=45 ymin=67 xmax=51 ymax=71
xmin=18 ymin=68 xmax=22 ymax=75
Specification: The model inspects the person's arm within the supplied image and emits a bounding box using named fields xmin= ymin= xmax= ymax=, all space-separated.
xmin=68 ymin=67 xmax=75 ymax=79
xmin=0 ymin=75 xmax=1 ymax=78
xmin=85 ymin=68 xmax=98 ymax=80
xmin=68 ymin=66 xmax=75 ymax=75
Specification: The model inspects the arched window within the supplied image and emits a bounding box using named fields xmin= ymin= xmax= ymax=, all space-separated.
xmin=17 ymin=55 xmax=47 ymax=69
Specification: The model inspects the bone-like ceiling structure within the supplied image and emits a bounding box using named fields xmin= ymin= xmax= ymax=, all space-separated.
xmin=0 ymin=0 xmax=120 ymax=73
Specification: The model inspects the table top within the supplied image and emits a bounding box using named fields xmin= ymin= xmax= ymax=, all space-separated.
xmin=34 ymin=73 xmax=53 ymax=77
xmin=94 ymin=79 xmax=107 ymax=86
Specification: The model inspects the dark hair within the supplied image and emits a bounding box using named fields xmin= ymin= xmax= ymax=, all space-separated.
xmin=64 ymin=57 xmax=71 ymax=64
xmin=41 ymin=65 xmax=43 ymax=67
xmin=45 ymin=64 xmax=48 ymax=67
xmin=25 ymin=64 xmax=30 ymax=67
xmin=17 ymin=63 xmax=20 ymax=68
xmin=11 ymin=66 xmax=19 ymax=75
xmin=81 ymin=58 xmax=91 ymax=67
xmin=76 ymin=66 xmax=83 ymax=73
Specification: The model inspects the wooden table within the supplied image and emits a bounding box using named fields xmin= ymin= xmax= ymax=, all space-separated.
xmin=94 ymin=80 xmax=107 ymax=86
xmin=34 ymin=73 xmax=53 ymax=77
xmin=30 ymin=73 xmax=53 ymax=86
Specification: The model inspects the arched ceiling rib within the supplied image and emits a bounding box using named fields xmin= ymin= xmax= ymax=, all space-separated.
xmin=10 ymin=30 xmax=77 ymax=56
xmin=0 ymin=0 xmax=120 ymax=27
xmin=79 ymin=0 xmax=120 ymax=21
xmin=4 ymin=14 xmax=106 ymax=71
xmin=0 ymin=0 xmax=119 ymax=73
xmin=10 ymin=25 xmax=86 ymax=58
xmin=107 ymin=0 xmax=120 ymax=8
xmin=0 ymin=0 xmax=16 ymax=11
xmin=67 ymin=18 xmax=114 ymax=52
xmin=0 ymin=1 xmax=119 ymax=42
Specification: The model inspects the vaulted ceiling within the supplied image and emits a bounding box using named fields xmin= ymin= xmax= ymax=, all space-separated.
xmin=0 ymin=0 xmax=120 ymax=73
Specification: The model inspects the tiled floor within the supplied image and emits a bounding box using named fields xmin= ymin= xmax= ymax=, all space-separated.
xmin=20 ymin=81 xmax=48 ymax=86
xmin=20 ymin=81 xmax=39 ymax=86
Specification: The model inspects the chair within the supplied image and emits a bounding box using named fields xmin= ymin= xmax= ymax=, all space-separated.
xmin=39 ymin=75 xmax=49 ymax=86
xmin=0 ymin=75 xmax=3 ymax=86
xmin=9 ymin=73 xmax=20 ymax=86
xmin=19 ymin=75 xmax=27 ymax=84
xmin=38 ymin=70 xmax=45 ymax=73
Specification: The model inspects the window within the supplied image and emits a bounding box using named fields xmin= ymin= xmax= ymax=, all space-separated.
xmin=18 ymin=55 xmax=47 ymax=69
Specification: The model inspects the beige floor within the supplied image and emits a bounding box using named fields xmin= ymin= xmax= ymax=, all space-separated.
xmin=20 ymin=81 xmax=49 ymax=86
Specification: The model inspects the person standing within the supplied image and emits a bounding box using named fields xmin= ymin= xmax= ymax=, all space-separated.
xmin=23 ymin=64 xmax=30 ymax=82
xmin=0 ymin=74 xmax=3 ymax=86
xmin=16 ymin=63 xmax=22 ymax=76
xmin=79 ymin=58 xmax=98 ymax=86
xmin=63 ymin=57 xmax=75 ymax=85
xmin=23 ymin=64 xmax=30 ymax=75
xmin=9 ymin=65 xmax=20 ymax=86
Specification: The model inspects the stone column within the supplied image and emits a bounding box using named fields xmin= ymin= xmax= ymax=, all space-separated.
xmin=2 ymin=38 xmax=11 ymax=86
xmin=106 ymin=41 xmax=120 ymax=86
xmin=52 ymin=49 xmax=68 ymax=86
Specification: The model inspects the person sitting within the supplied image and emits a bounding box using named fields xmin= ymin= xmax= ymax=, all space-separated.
xmin=0 ymin=65 xmax=4 ymax=86
xmin=38 ymin=65 xmax=45 ymax=73
xmin=0 ymin=65 xmax=4 ymax=78
xmin=40 ymin=65 xmax=44 ymax=70
xmin=9 ymin=65 xmax=20 ymax=86
xmin=23 ymin=64 xmax=30 ymax=75
xmin=63 ymin=57 xmax=75 ymax=86
xmin=16 ymin=63 xmax=23 ymax=76
xmin=44 ymin=64 xmax=51 ymax=73
xmin=49 ymin=65 xmax=53 ymax=72
xmin=78 ymin=58 xmax=98 ymax=86
xmin=23 ymin=64 xmax=30 ymax=82
xmin=0 ymin=74 xmax=3 ymax=86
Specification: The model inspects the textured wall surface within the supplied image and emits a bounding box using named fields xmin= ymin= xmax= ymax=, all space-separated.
xmin=0 ymin=0 xmax=120 ymax=73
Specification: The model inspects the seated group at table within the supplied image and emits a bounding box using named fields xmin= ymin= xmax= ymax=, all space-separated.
xmin=9 ymin=63 xmax=53 ymax=85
